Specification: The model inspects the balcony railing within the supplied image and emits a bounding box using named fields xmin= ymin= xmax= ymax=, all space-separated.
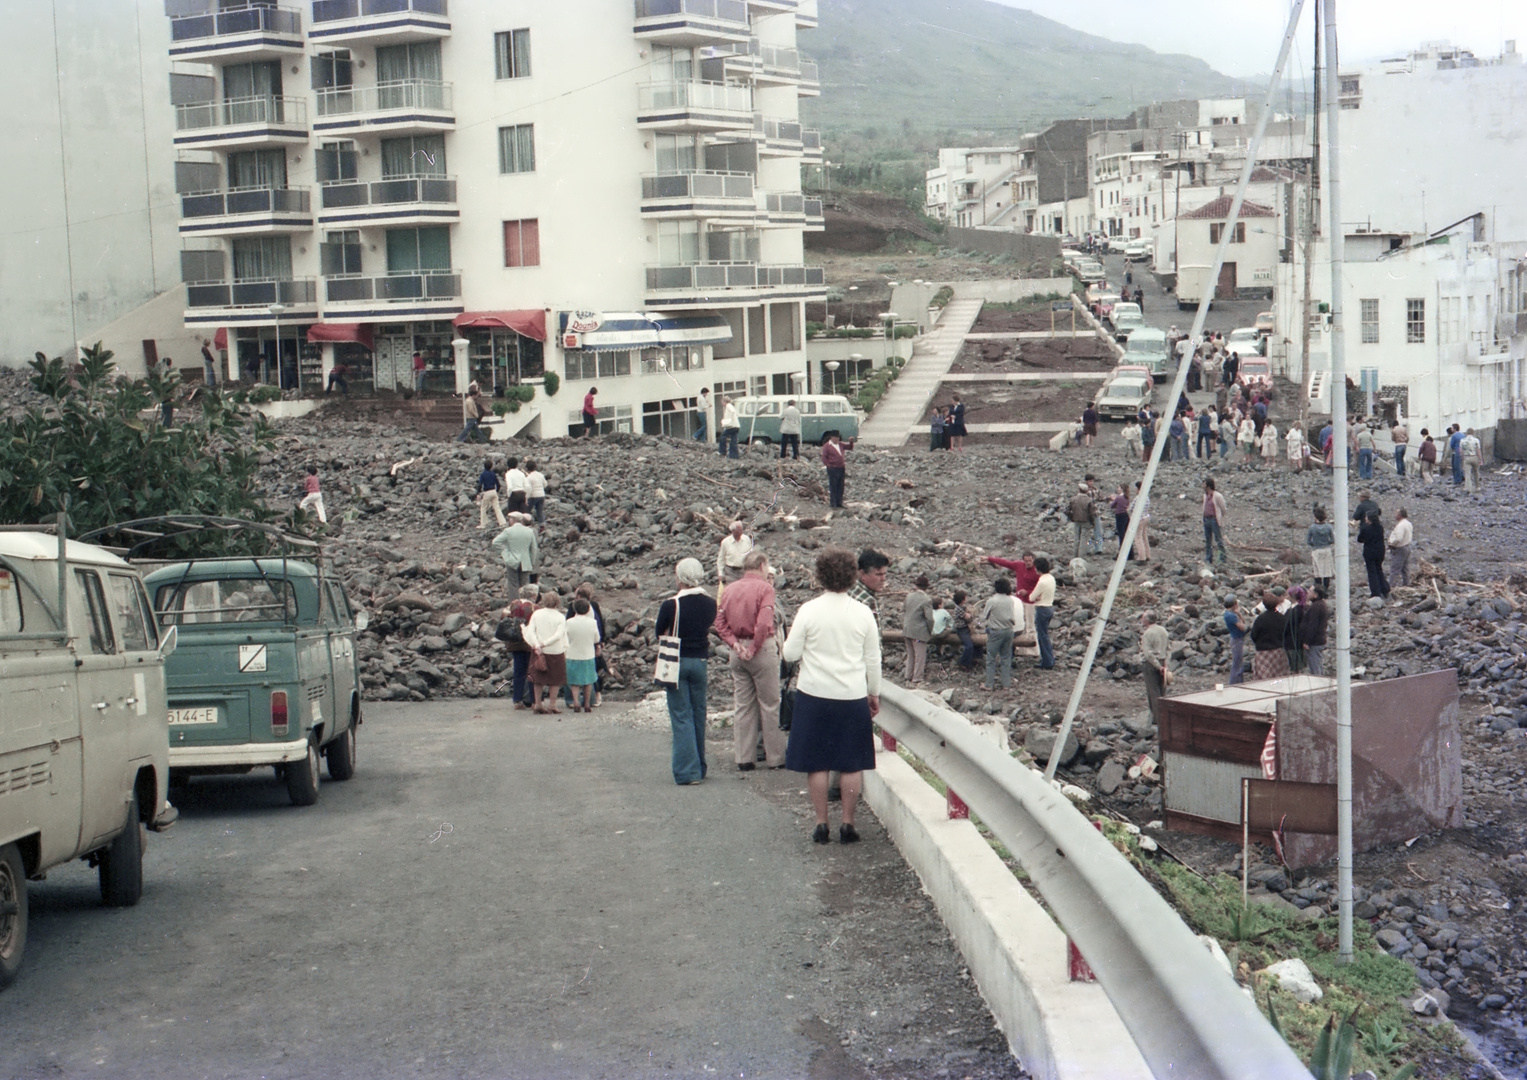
xmin=803 ymin=129 xmax=821 ymax=150
xmin=323 ymin=271 xmax=461 ymax=303
xmin=170 ymin=2 xmax=301 ymax=41
xmin=766 ymin=192 xmax=805 ymax=214
xmin=798 ymin=57 xmax=819 ymax=85
xmin=186 ymin=277 xmax=317 ymax=307
xmin=635 ymin=0 xmax=748 ymax=23
xmin=320 ymin=175 xmax=457 ymax=208
xmin=804 ymin=198 xmax=823 ymax=217
xmin=182 ymin=186 xmax=311 ymax=218
xmin=756 ymin=116 xmax=803 ymax=143
xmin=646 ymin=262 xmax=824 ymax=291
xmin=638 ymin=80 xmax=752 ymax=115
xmin=641 ymin=171 xmax=754 ymax=200
xmin=759 ymin=264 xmax=824 ymax=287
xmin=315 ymin=80 xmax=452 ymax=117
xmin=176 ymin=94 xmax=307 ymax=131
xmin=312 ymin=0 xmax=448 ymax=22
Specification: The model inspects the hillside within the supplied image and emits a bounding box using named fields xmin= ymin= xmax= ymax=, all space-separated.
xmin=804 ymin=0 xmax=1251 ymax=134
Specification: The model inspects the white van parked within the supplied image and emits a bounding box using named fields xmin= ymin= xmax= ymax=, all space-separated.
xmin=0 ymin=527 xmax=177 ymax=989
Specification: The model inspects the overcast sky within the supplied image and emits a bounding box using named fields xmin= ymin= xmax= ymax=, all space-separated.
xmin=991 ymin=0 xmax=1527 ymax=78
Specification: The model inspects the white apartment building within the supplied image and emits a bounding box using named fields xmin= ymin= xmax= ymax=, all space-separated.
xmin=164 ymin=0 xmax=824 ymax=438
xmin=923 ymin=146 xmax=1023 ymax=228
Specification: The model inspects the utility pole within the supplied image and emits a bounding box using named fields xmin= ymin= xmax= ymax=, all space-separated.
xmin=1172 ymin=131 xmax=1186 ymax=273
xmin=1299 ymin=1 xmax=1321 ymax=387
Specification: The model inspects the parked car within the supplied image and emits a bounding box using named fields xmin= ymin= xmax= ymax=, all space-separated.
xmin=1238 ymin=357 xmax=1275 ymax=397
xmin=1226 ymin=327 xmax=1267 ymax=357
xmin=1096 ymin=373 xmax=1153 ymax=419
xmin=1 ymin=529 xmax=178 ymax=988
xmin=1076 ymin=260 xmax=1107 ymax=285
xmin=1122 ymin=327 xmax=1171 ymax=379
xmin=1255 ymin=309 xmax=1276 ymax=336
xmin=143 ymin=551 xmax=362 ymax=807
xmin=1061 ymin=249 xmax=1086 ymax=273
xmin=1123 ymin=240 xmax=1151 ymax=262
xmin=1107 ymin=301 xmax=1144 ymax=341
xmin=735 ymin=394 xmax=860 ymax=446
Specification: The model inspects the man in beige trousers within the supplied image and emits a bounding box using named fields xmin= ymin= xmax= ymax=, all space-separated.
xmin=713 ymin=551 xmax=785 ymax=770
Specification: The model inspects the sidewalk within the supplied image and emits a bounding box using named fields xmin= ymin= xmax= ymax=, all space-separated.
xmin=858 ymin=296 xmax=985 ymax=446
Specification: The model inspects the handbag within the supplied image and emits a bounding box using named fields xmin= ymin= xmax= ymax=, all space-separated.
xmin=494 ymin=614 xmax=526 ymax=648
xmin=529 ymin=650 xmax=548 ymax=675
xmin=778 ymin=659 xmax=798 ymax=732
xmin=653 ymin=594 xmax=683 ymax=688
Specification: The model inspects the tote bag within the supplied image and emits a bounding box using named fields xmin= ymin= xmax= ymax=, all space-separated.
xmin=653 ymin=594 xmax=683 ymax=688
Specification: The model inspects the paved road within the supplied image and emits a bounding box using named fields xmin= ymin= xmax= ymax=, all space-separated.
xmin=0 ymin=701 xmax=1021 ymax=1080
xmin=1100 ymin=251 xmax=1266 ymax=338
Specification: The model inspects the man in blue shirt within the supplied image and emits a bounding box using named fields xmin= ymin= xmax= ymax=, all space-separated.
xmin=477 ymin=457 xmax=506 ymax=529
xmin=1447 ymin=424 xmax=1466 ymax=485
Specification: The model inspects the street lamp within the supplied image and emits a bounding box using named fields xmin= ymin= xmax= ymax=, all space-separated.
xmin=267 ymin=302 xmax=288 ymax=387
xmin=881 ymin=312 xmax=899 ymax=365
xmin=824 ymin=359 xmax=840 ymax=395
xmin=847 ymin=284 xmax=858 ymax=326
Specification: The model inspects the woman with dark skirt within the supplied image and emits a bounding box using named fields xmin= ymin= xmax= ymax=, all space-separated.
xmin=782 ymin=548 xmax=883 ymax=844
xmin=1248 ymin=590 xmax=1290 ymax=681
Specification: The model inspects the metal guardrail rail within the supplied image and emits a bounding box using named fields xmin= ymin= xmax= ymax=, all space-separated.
xmin=874 ymin=683 xmax=1308 ymax=1080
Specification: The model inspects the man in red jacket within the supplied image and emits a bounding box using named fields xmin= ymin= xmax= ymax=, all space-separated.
xmin=820 ymin=432 xmax=847 ymax=508
xmin=986 ymin=551 xmax=1040 ymax=656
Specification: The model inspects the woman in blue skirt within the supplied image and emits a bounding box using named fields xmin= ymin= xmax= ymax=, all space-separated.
xmin=782 ymin=548 xmax=883 ymax=844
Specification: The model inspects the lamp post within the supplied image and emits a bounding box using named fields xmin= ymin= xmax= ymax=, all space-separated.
xmin=847 ymin=284 xmax=858 ymax=326
xmin=824 ymin=359 xmax=840 ymax=395
xmin=267 ymin=302 xmax=288 ymax=387
xmin=451 ymin=336 xmax=472 ymax=395
xmin=881 ymin=311 xmax=899 ymax=365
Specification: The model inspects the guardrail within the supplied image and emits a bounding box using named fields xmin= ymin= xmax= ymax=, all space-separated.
xmin=873 ymin=683 xmax=1307 ymax=1080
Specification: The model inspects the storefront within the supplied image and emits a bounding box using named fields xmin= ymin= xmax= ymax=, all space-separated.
xmin=452 ymin=310 xmax=547 ymax=395
xmin=305 ymin=323 xmax=375 ymax=393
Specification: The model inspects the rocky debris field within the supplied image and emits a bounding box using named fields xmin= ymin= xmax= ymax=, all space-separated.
xmin=235 ymin=410 xmax=1527 ymax=1072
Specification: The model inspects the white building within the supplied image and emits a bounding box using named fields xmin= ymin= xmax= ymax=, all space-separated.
xmin=923 ymin=146 xmax=1023 ymax=228
xmin=157 ymin=0 xmax=823 ymax=437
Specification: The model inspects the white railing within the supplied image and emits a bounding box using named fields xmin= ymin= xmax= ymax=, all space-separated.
xmin=873 ymin=683 xmax=1308 ymax=1080
xmin=175 ymin=94 xmax=307 ymax=130
xmin=638 ymin=80 xmax=752 ymax=115
xmin=314 ymin=80 xmax=452 ymax=118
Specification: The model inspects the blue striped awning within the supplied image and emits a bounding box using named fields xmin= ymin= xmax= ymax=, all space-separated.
xmin=653 ymin=313 xmax=733 ymax=346
xmin=558 ymin=311 xmax=732 ymax=351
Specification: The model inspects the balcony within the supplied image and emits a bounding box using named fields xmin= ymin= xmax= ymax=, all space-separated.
xmin=313 ymin=80 xmax=454 ymax=135
xmin=322 ymin=271 xmax=463 ymax=318
xmin=637 ymin=80 xmax=752 ymax=132
xmin=797 ymin=57 xmax=820 ymax=96
xmin=309 ymin=0 xmax=450 ymax=45
xmin=634 ymin=0 xmax=750 ymax=48
xmin=801 ymin=128 xmax=823 ymax=164
xmin=763 ymin=191 xmax=805 ymax=226
xmin=173 ymin=95 xmax=309 ymax=148
xmin=752 ymin=115 xmax=804 ymax=157
xmin=804 ymin=197 xmax=824 ymax=232
xmin=793 ymin=0 xmax=817 ymax=28
xmin=640 ymin=171 xmax=758 ymax=221
xmin=644 ymin=261 xmax=826 ymax=306
xmin=184 ymin=277 xmax=319 ymax=319
xmin=317 ymin=175 xmax=459 ymax=225
xmin=168 ymin=2 xmax=303 ymax=60
xmin=179 ymin=187 xmax=313 ymax=235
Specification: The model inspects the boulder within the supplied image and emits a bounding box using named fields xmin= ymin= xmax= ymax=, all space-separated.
xmin=1261 ymin=957 xmax=1322 ymax=1004
xmin=1024 ymin=728 xmax=1079 ymax=767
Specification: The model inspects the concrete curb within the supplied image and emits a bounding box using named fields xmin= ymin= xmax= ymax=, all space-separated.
xmin=863 ymin=746 xmax=1151 ymax=1080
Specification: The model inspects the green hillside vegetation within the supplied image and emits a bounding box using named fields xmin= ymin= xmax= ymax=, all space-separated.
xmin=803 ymin=0 xmax=1250 ymax=136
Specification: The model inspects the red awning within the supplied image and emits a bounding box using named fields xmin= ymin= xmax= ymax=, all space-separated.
xmin=306 ymin=323 xmax=374 ymax=350
xmin=212 ymin=327 xmax=227 ymax=350
xmin=453 ymin=310 xmax=546 ymax=342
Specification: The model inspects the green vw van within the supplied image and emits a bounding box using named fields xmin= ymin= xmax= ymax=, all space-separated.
xmin=735 ymin=394 xmax=860 ymax=446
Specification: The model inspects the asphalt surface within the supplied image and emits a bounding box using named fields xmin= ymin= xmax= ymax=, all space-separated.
xmin=0 ymin=701 xmax=1023 ymax=1080
xmin=1098 ymin=249 xmax=1267 ymax=338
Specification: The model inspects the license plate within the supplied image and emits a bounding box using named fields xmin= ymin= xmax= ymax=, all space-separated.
xmin=169 ymin=707 xmax=220 ymax=726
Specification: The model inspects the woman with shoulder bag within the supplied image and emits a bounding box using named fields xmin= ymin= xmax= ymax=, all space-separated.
xmin=522 ymin=590 xmax=568 ymax=714
xmin=654 ymin=558 xmax=718 ymax=785
xmin=496 ymin=584 xmax=541 ymax=710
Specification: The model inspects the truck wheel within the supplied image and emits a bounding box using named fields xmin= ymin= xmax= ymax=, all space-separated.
xmin=99 ymin=794 xmax=144 ymax=908
xmin=0 ymin=843 xmax=26 ymax=988
xmin=326 ymin=723 xmax=356 ymax=782
xmin=286 ymin=739 xmax=321 ymax=806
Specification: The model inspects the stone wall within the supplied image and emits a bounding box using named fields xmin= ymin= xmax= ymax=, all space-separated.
xmin=943 ymin=227 xmax=1061 ymax=266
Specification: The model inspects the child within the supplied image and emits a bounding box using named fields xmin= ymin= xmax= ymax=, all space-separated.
xmin=929 ymin=407 xmax=945 ymax=452
xmin=929 ymin=597 xmax=951 ymax=659
xmin=563 ymin=599 xmax=600 ymax=713
xmin=298 ymin=465 xmax=327 ymax=523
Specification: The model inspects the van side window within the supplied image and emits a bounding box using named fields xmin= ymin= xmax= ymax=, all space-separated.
xmin=0 ymin=563 xmax=23 ymax=633
xmin=108 ymin=573 xmax=156 ymax=652
xmin=320 ymin=581 xmax=341 ymax=626
xmin=75 ymin=569 xmax=116 ymax=654
xmin=798 ymin=401 xmax=817 ymax=414
xmin=327 ymin=582 xmax=352 ymax=623
xmin=754 ymin=401 xmax=780 ymax=415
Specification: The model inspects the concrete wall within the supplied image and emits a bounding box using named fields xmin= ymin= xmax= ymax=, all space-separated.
xmin=944 ymin=227 xmax=1060 ymax=266
xmin=78 ymin=284 xmax=202 ymax=378
xmin=4 ymin=0 xmax=180 ymax=366
xmin=1496 ymin=419 xmax=1527 ymax=460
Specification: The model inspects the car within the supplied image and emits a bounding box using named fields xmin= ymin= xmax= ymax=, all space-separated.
xmin=142 ymin=538 xmax=363 ymax=808
xmin=1255 ymin=309 xmax=1275 ymax=336
xmin=735 ymin=394 xmax=860 ymax=446
xmin=1096 ymin=374 xmax=1153 ymax=419
xmin=1122 ymin=326 xmax=1171 ymax=379
xmin=1123 ymin=240 xmax=1151 ymax=262
xmin=1076 ymin=260 xmax=1107 ymax=286
xmin=1061 ymin=249 xmax=1086 ymax=273
xmin=1107 ymin=301 xmax=1144 ymax=341
xmin=1 ymin=529 xmax=179 ymax=988
xmin=1238 ymin=356 xmax=1275 ymax=396
xmin=1089 ymin=291 xmax=1121 ymax=320
xmin=1226 ymin=327 xmax=1266 ymax=357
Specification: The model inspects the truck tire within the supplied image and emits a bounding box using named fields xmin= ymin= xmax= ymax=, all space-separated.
xmin=99 ymin=794 xmax=144 ymax=908
xmin=326 ymin=723 xmax=356 ymax=782
xmin=286 ymin=739 xmax=321 ymax=806
xmin=0 ymin=843 xmax=26 ymax=988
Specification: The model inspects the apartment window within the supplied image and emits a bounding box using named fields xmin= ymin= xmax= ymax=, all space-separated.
xmin=494 ymin=29 xmax=532 ymax=79
xmin=227 ymin=149 xmax=285 ymax=190
xmin=746 ymin=306 xmax=766 ymax=354
xmin=498 ymin=124 xmax=536 ymax=174
xmin=381 ymin=134 xmax=445 ymax=178
xmin=642 ymin=347 xmax=702 ymax=374
xmin=654 ymin=133 xmax=699 ymax=174
xmin=321 ymin=230 xmax=362 ymax=276
xmin=769 ymin=302 xmax=800 ymax=352
xmin=712 ymin=309 xmax=744 ymax=359
xmin=1209 ymin=222 xmax=1245 ymax=245
xmin=503 ymin=219 xmax=540 ymax=267
xmin=658 ymin=220 xmax=700 ymax=265
xmin=311 ymin=49 xmax=352 ymax=91
xmin=568 ymin=404 xmax=632 ymax=435
xmin=377 ymin=41 xmax=441 ymax=83
xmin=232 ymin=236 xmax=292 ymax=281
xmin=385 ymin=227 xmax=451 ymax=273
xmin=1407 ymin=299 xmax=1426 ymax=343
xmin=564 ymin=350 xmax=632 ymax=381
xmin=316 ymin=140 xmax=358 ymax=183
xmin=1360 ymin=298 xmax=1380 ymax=344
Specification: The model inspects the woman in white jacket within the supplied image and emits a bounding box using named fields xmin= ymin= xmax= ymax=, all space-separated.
xmin=522 ymin=591 xmax=568 ymax=714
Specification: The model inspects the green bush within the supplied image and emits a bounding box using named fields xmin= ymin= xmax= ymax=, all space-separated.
xmin=541 ymin=371 xmax=560 ymax=397
xmin=930 ymin=286 xmax=954 ymax=309
xmin=807 ymin=321 xmax=826 ymax=336
xmin=822 ymin=327 xmax=875 ymax=339
xmin=854 ymin=363 xmax=901 ymax=413
xmin=891 ymin=324 xmax=917 ymax=339
xmin=245 ymin=384 xmax=282 ymax=404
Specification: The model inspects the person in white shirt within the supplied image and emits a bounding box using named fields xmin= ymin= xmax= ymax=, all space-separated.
xmin=1387 ymin=508 xmax=1414 ymax=587
xmin=782 ymin=548 xmax=882 ymax=845
xmin=504 ymin=455 xmax=530 ymax=515
xmin=522 ymin=591 xmax=568 ymax=714
xmin=1259 ymin=421 xmax=1279 ymax=469
xmin=717 ymin=520 xmax=754 ymax=584
xmin=1460 ymin=429 xmax=1483 ymax=493
xmin=693 ymin=387 xmax=712 ymax=443
xmin=719 ymin=396 xmax=741 ymax=459
xmin=779 ymin=399 xmax=803 ymax=460
xmin=563 ymin=600 xmax=601 ymax=713
xmin=523 ymin=459 xmax=547 ymax=524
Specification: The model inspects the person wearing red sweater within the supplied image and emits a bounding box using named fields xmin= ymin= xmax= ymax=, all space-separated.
xmin=986 ymin=551 xmax=1039 ymax=656
xmin=820 ymin=433 xmax=847 ymax=508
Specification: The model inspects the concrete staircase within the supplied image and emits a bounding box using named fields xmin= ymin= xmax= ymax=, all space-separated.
xmin=857 ymin=296 xmax=984 ymax=446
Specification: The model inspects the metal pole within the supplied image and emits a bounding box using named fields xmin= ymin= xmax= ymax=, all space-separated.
xmin=1045 ymin=0 xmax=1310 ymax=785
xmin=1323 ymin=0 xmax=1356 ymax=965
xmin=56 ymin=511 xmax=70 ymax=641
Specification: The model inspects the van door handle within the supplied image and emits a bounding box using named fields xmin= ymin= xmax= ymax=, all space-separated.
xmin=125 ymin=697 xmax=139 ymax=706
xmin=93 ymin=702 xmax=109 ymax=711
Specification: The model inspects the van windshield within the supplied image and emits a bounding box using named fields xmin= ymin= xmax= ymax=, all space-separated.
xmin=155 ymin=578 xmax=297 ymax=626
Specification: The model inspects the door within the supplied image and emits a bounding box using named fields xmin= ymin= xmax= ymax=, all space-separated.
xmin=1215 ymin=262 xmax=1237 ymax=300
xmin=107 ymin=573 xmax=163 ymax=792
xmin=325 ymin=582 xmax=357 ymax=734
xmin=73 ymin=569 xmax=131 ymax=849
xmin=375 ymin=336 xmax=411 ymax=391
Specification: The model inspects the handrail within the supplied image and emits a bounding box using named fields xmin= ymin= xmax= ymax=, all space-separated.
xmin=873 ymin=682 xmax=1307 ymax=1080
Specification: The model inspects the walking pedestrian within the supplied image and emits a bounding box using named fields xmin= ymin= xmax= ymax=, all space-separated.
xmin=298 ymin=464 xmax=327 ymax=523
xmin=716 ymin=519 xmax=754 ymax=586
xmin=1358 ymin=511 xmax=1390 ymax=599
xmin=1249 ymin=591 xmax=1290 ymax=680
xmin=948 ymin=394 xmax=967 ymax=452
xmin=903 ymin=575 xmax=934 ymax=685
xmin=1301 ymin=586 xmax=1330 ymax=676
xmin=1085 ymin=474 xmax=1108 ymax=553
xmin=1460 ymin=429 xmax=1483 ymax=493
xmin=582 ymin=386 xmax=599 ymax=438
xmin=1111 ymin=483 xmax=1131 ymax=557
xmin=1082 ymin=402 xmax=1099 ymax=447
xmin=1259 ymin=420 xmax=1279 ymax=470
xmin=1448 ymin=424 xmax=1465 ymax=485
xmin=1202 ymin=478 xmax=1228 ymax=564
xmin=782 ymin=548 xmax=882 ymax=844
xmin=1196 ymin=408 xmax=1216 ymax=459
xmin=980 ymin=577 xmax=1020 ymax=689
xmin=1139 ymin=410 xmax=1157 ymax=462
xmin=693 ymin=387 xmax=711 ymax=442
xmin=780 ymin=398 xmax=802 ymax=460
xmin=1390 ymin=419 xmax=1409 ymax=477
xmin=491 ymin=512 xmax=540 ymax=592
xmin=1218 ymin=411 xmax=1237 ymax=460
xmin=714 ymin=551 xmax=785 ymax=771
xmin=477 ymin=456 xmax=507 ymax=529
xmin=523 ymin=590 xmax=568 ymax=715
xmin=1418 ymin=430 xmax=1437 ymax=483
xmin=524 ymin=459 xmax=547 ymax=524
xmin=1121 ymin=417 xmax=1143 ymax=461
xmin=1168 ymin=413 xmax=1188 ymax=461
xmin=565 ymin=599 xmax=601 ymax=713
xmin=457 ymin=382 xmax=487 ymax=443
xmin=1237 ymin=414 xmax=1257 ymax=461
xmin=326 ymin=361 xmax=349 ymax=396
xmin=1139 ymin=611 xmax=1171 ymax=722
xmin=821 ymin=432 xmax=847 ymax=508
xmin=719 ymin=395 xmax=741 ymax=458
xmin=655 ymin=559 xmax=718 ymax=785
xmin=1286 ymin=422 xmax=1306 ymax=472
xmin=1224 ymin=596 xmax=1248 ymax=684
xmin=1307 ymin=506 xmax=1334 ymax=592
xmin=1031 ymin=557 xmax=1056 ymax=669
xmin=1388 ymin=507 xmax=1413 ymax=587
xmin=563 ymin=584 xmax=607 ymax=709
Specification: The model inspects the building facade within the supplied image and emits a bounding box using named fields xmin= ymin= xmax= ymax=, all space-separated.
xmin=923 ymin=146 xmax=1023 ymax=228
xmin=164 ymin=0 xmax=824 ymax=437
